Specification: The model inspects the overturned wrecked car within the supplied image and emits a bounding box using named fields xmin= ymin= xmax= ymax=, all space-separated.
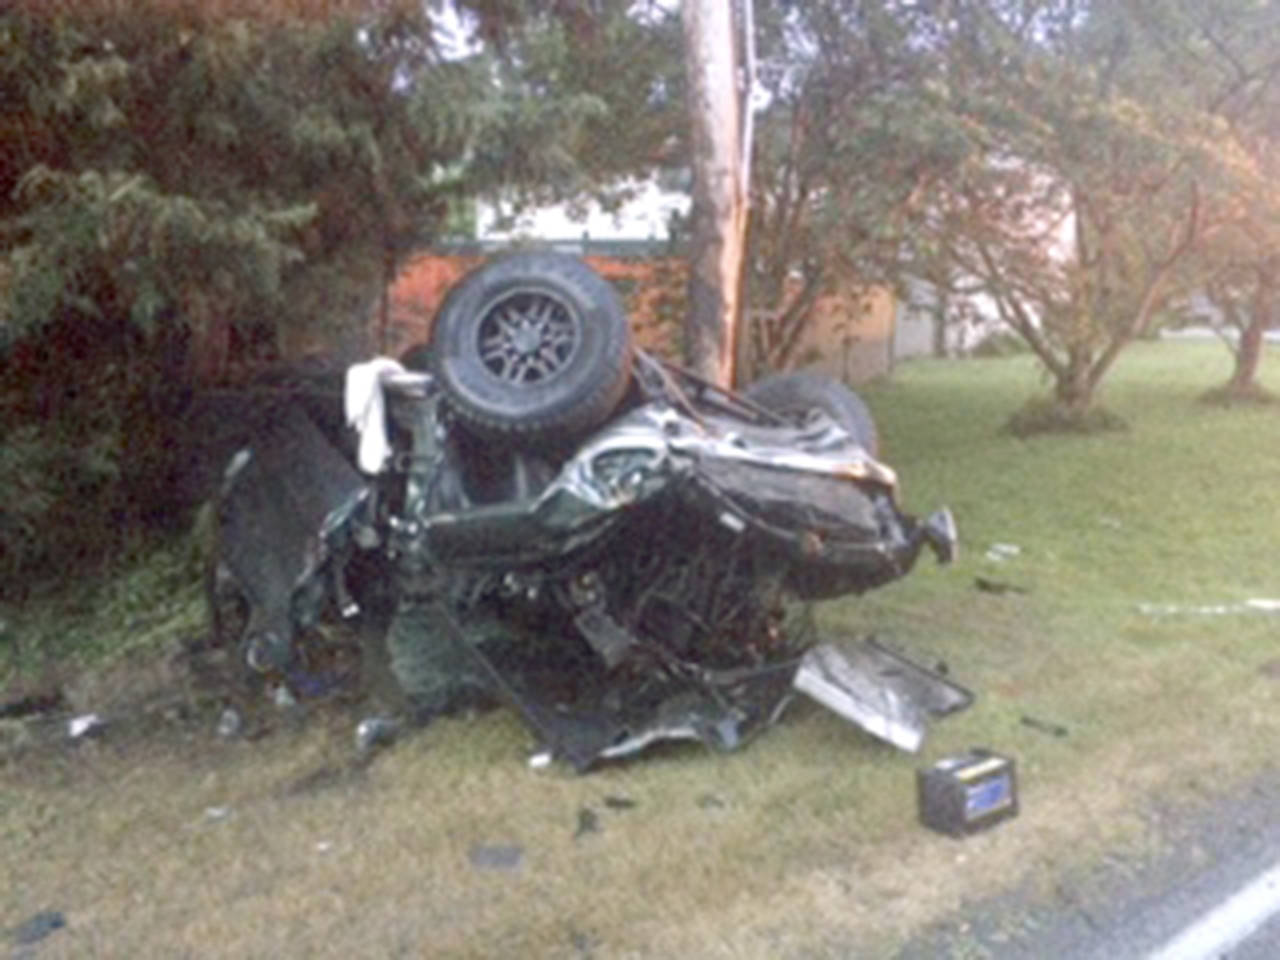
xmin=209 ymin=252 xmax=966 ymax=770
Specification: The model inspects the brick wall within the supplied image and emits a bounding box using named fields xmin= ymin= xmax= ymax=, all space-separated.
xmin=382 ymin=252 xmax=895 ymax=383
xmin=381 ymin=253 xmax=688 ymax=364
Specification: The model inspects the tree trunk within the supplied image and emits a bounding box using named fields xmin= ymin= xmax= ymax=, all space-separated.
xmin=1230 ymin=270 xmax=1274 ymax=392
xmin=1055 ymin=350 xmax=1095 ymax=414
xmin=1232 ymin=315 xmax=1265 ymax=391
xmin=931 ymin=288 xmax=949 ymax=358
xmin=681 ymin=0 xmax=746 ymax=388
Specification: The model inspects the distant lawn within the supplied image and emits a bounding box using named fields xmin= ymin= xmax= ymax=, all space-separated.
xmin=4 ymin=339 xmax=1280 ymax=959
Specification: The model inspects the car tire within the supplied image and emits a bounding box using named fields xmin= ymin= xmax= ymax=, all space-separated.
xmin=429 ymin=252 xmax=632 ymax=443
xmin=743 ymin=371 xmax=879 ymax=456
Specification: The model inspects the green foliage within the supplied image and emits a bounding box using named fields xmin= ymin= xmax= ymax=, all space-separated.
xmin=6 ymin=535 xmax=206 ymax=676
xmin=744 ymin=0 xmax=972 ymax=374
xmin=922 ymin=0 xmax=1280 ymax=411
xmin=746 ymin=1 xmax=1280 ymax=412
xmin=7 ymin=165 xmax=310 ymax=341
xmin=0 ymin=0 xmax=683 ymax=593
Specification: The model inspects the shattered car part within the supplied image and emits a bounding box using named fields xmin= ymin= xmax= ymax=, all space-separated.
xmin=793 ymin=639 xmax=973 ymax=753
xmin=208 ymin=252 xmax=964 ymax=770
xmin=67 ymin=713 xmax=106 ymax=740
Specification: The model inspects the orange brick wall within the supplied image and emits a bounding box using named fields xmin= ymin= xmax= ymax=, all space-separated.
xmin=380 ymin=252 xmax=895 ymax=382
xmin=381 ymin=253 xmax=688 ymax=363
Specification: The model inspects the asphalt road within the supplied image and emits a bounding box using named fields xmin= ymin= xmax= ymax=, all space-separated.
xmin=1228 ymin=911 xmax=1280 ymax=959
xmin=892 ymin=766 xmax=1280 ymax=959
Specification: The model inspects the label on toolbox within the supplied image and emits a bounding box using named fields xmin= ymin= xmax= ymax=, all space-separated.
xmin=965 ymin=772 xmax=1014 ymax=816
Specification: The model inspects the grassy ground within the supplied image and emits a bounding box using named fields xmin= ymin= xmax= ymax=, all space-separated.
xmin=4 ymin=339 xmax=1280 ymax=958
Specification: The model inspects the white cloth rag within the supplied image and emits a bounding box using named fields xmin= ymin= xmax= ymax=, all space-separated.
xmin=344 ymin=357 xmax=406 ymax=474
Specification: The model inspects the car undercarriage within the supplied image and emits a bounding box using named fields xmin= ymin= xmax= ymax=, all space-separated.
xmin=209 ymin=252 xmax=968 ymax=770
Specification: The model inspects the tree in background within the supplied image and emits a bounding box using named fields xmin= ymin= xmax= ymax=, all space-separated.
xmin=1123 ymin=0 xmax=1280 ymax=401
xmin=916 ymin=0 xmax=1234 ymax=428
xmin=739 ymin=0 xmax=1278 ymax=423
xmin=0 ymin=0 xmax=683 ymax=582
xmin=741 ymin=0 xmax=970 ymax=379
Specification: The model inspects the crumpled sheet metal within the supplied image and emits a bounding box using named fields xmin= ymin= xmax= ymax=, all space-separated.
xmin=793 ymin=640 xmax=973 ymax=753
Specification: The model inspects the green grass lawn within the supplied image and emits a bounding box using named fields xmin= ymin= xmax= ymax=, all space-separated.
xmin=3 ymin=339 xmax=1280 ymax=958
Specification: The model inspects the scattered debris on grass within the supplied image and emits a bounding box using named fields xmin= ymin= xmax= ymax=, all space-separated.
xmin=984 ymin=543 xmax=1022 ymax=563
xmin=272 ymin=685 xmax=298 ymax=710
xmin=9 ymin=910 xmax=66 ymax=947
xmin=975 ymin=577 xmax=1029 ymax=595
xmin=603 ymin=795 xmax=636 ymax=811
xmin=204 ymin=806 xmax=232 ymax=822
xmin=467 ymin=844 xmax=523 ymax=871
xmin=216 ymin=706 xmax=242 ymax=739
xmin=574 ymin=807 xmax=600 ymax=839
xmin=1258 ymin=660 xmax=1280 ymax=680
xmin=697 ymin=793 xmax=726 ymax=810
xmin=1021 ymin=715 xmax=1069 ymax=738
xmin=0 ymin=689 xmax=63 ymax=720
xmin=354 ymin=715 xmax=400 ymax=755
xmin=569 ymin=926 xmax=598 ymax=959
xmin=283 ymin=762 xmax=367 ymax=798
xmin=67 ymin=713 xmax=106 ymax=740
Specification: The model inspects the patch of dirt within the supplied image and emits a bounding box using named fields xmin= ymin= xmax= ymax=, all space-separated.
xmin=1258 ymin=658 xmax=1280 ymax=680
xmin=0 ymin=627 xmax=392 ymax=779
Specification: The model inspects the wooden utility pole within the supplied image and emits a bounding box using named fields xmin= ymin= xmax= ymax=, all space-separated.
xmin=681 ymin=0 xmax=749 ymax=388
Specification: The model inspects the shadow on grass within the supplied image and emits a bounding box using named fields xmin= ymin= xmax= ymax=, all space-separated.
xmin=1198 ymin=382 xmax=1278 ymax=407
xmin=1002 ymin=396 xmax=1129 ymax=438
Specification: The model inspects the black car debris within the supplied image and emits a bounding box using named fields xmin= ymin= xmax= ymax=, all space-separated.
xmin=208 ymin=252 xmax=967 ymax=770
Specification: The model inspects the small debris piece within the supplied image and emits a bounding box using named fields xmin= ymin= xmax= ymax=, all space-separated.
xmin=574 ymin=807 xmax=600 ymax=839
xmin=1259 ymin=659 xmax=1280 ymax=680
xmin=285 ymin=764 xmax=347 ymax=797
xmin=697 ymin=793 xmax=725 ymax=810
xmin=11 ymin=910 xmax=66 ymax=946
xmin=67 ymin=713 xmax=106 ymax=740
xmin=984 ymin=543 xmax=1022 ymax=562
xmin=0 ymin=690 xmax=63 ymax=720
xmin=272 ymin=685 xmax=298 ymax=709
xmin=603 ymin=795 xmax=637 ymax=811
xmin=204 ymin=806 xmax=232 ymax=822
xmin=216 ymin=707 xmax=242 ymax=739
xmin=975 ymin=577 xmax=1029 ymax=595
xmin=569 ymin=927 xmax=597 ymax=959
xmin=467 ymin=844 xmax=523 ymax=871
xmin=315 ymin=841 xmax=334 ymax=854
xmin=354 ymin=716 xmax=400 ymax=755
xmin=1021 ymin=714 xmax=1069 ymax=738
xmin=528 ymin=750 xmax=552 ymax=770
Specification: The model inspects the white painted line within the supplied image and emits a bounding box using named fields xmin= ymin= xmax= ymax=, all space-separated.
xmin=1148 ymin=862 xmax=1280 ymax=960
